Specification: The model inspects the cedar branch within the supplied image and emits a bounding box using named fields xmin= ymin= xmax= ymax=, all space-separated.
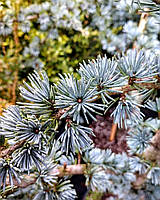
xmin=0 ymin=140 xmax=25 ymax=159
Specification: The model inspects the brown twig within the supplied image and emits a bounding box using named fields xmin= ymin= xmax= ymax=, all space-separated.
xmin=137 ymin=10 xmax=149 ymax=33
xmin=158 ymin=112 xmax=160 ymax=119
xmin=132 ymin=173 xmax=147 ymax=190
xmin=2 ymin=43 xmax=6 ymax=55
xmin=11 ymin=1 xmax=21 ymax=104
xmin=52 ymin=164 xmax=86 ymax=177
xmin=109 ymin=123 xmax=118 ymax=141
xmin=63 ymin=162 xmax=67 ymax=171
xmin=27 ymin=14 xmax=38 ymax=20
xmin=110 ymin=82 xmax=160 ymax=95
xmin=133 ymin=9 xmax=149 ymax=49
xmin=11 ymin=70 xmax=18 ymax=104
xmin=13 ymin=174 xmax=37 ymax=188
xmin=13 ymin=20 xmax=19 ymax=51
xmin=78 ymin=152 xmax=81 ymax=164
xmin=0 ymin=140 xmax=25 ymax=158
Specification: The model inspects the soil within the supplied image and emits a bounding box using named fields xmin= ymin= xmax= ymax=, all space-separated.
xmin=89 ymin=109 xmax=128 ymax=154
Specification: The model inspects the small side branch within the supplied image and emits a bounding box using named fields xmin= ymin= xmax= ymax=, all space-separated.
xmin=5 ymin=163 xmax=151 ymax=194
xmin=78 ymin=152 xmax=81 ymax=164
xmin=5 ymin=164 xmax=86 ymax=190
xmin=12 ymin=70 xmax=18 ymax=104
xmin=137 ymin=10 xmax=149 ymax=33
xmin=0 ymin=140 xmax=25 ymax=158
xmin=50 ymin=164 xmax=86 ymax=177
xmin=109 ymin=123 xmax=117 ymax=141
xmin=133 ymin=9 xmax=149 ymax=49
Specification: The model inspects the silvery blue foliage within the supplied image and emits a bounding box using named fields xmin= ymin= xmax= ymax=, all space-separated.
xmin=33 ymin=179 xmax=77 ymax=200
xmin=130 ymin=157 xmax=149 ymax=174
xmin=36 ymin=162 xmax=58 ymax=189
xmin=30 ymin=144 xmax=71 ymax=200
xmin=108 ymin=173 xmax=136 ymax=199
xmin=6 ymin=184 xmax=35 ymax=200
xmin=15 ymin=117 xmax=50 ymax=143
xmin=154 ymin=56 xmax=160 ymax=74
xmin=19 ymin=71 xmax=55 ymax=115
xmin=79 ymin=55 xmax=124 ymax=104
xmin=146 ymin=97 xmax=160 ymax=112
xmin=144 ymin=118 xmax=160 ymax=131
xmin=16 ymin=50 xmax=158 ymax=131
xmin=12 ymin=143 xmax=45 ymax=173
xmin=48 ymin=29 xmax=59 ymax=40
xmin=1 ymin=0 xmax=160 ymax=89
xmin=0 ymin=106 xmax=22 ymax=138
xmin=84 ymin=149 xmax=114 ymax=191
xmin=90 ymin=0 xmax=160 ymax=53
xmin=33 ymin=190 xmax=58 ymax=200
xmin=134 ymin=0 xmax=160 ymax=14
xmin=123 ymin=20 xmax=141 ymax=40
xmin=47 ymin=141 xmax=62 ymax=162
xmin=115 ymin=182 xmax=160 ymax=200
xmin=111 ymin=95 xmax=144 ymax=129
xmin=60 ymin=153 xmax=75 ymax=165
xmin=19 ymin=17 xmax=31 ymax=33
xmin=0 ymin=159 xmax=21 ymax=192
xmin=85 ymin=166 xmax=111 ymax=192
xmin=118 ymin=49 xmax=158 ymax=82
xmin=32 ymin=58 xmax=44 ymax=70
xmin=0 ymin=14 xmax=13 ymax=36
xmin=83 ymin=148 xmax=146 ymax=198
xmin=127 ymin=125 xmax=153 ymax=154
xmin=23 ymin=36 xmax=40 ymax=57
xmin=58 ymin=122 xmax=93 ymax=154
xmin=55 ymin=74 xmax=104 ymax=124
xmin=147 ymin=167 xmax=160 ymax=185
xmin=84 ymin=148 xmax=115 ymax=168
xmin=38 ymin=13 xmax=50 ymax=31
xmin=18 ymin=12 xmax=31 ymax=33
xmin=56 ymin=180 xmax=77 ymax=200
xmin=1 ymin=0 xmax=160 ymax=64
xmin=1 ymin=48 xmax=160 ymax=199
xmin=144 ymin=184 xmax=160 ymax=200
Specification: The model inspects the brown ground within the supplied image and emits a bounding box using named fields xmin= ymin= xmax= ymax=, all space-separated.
xmin=89 ymin=109 xmax=128 ymax=154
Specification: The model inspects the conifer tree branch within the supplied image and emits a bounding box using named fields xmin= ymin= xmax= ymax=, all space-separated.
xmin=5 ymin=164 xmax=86 ymax=190
xmin=4 ymin=163 xmax=151 ymax=194
xmin=0 ymin=140 xmax=25 ymax=159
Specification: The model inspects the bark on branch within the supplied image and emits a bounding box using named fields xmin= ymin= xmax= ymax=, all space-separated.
xmin=0 ymin=140 xmax=25 ymax=159
xmin=143 ymin=130 xmax=160 ymax=165
xmin=4 ymin=162 xmax=150 ymax=195
xmin=5 ymin=164 xmax=86 ymax=191
xmin=133 ymin=9 xmax=149 ymax=49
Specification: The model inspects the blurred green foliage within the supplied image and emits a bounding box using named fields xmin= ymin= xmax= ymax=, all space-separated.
xmin=0 ymin=0 xmax=103 ymax=106
xmin=44 ymin=29 xmax=103 ymax=81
